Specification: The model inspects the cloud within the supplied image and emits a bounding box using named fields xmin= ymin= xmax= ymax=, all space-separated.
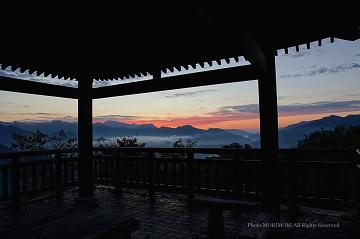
xmin=37 ymin=115 xmax=78 ymax=122
xmin=93 ymin=114 xmax=140 ymax=121
xmin=278 ymin=100 xmax=360 ymax=116
xmin=1 ymin=101 xmax=13 ymax=105
xmin=2 ymin=112 xmax=59 ymax=116
xmin=286 ymin=51 xmax=310 ymax=58
xmin=124 ymin=100 xmax=360 ymax=128
xmin=34 ymin=113 xmax=57 ymax=115
xmin=278 ymin=96 xmax=291 ymax=100
xmin=215 ymin=100 xmax=360 ymax=118
xmin=214 ymin=104 xmax=259 ymax=115
xmin=63 ymin=115 xmax=77 ymax=119
xmin=279 ymin=62 xmax=360 ymax=79
xmin=2 ymin=100 xmax=358 ymax=129
xmin=162 ymin=89 xmax=216 ymax=98
xmin=51 ymin=115 xmax=78 ymax=122
xmin=344 ymin=93 xmax=360 ymax=98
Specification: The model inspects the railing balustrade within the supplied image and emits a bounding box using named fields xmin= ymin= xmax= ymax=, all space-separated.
xmin=0 ymin=148 xmax=359 ymax=209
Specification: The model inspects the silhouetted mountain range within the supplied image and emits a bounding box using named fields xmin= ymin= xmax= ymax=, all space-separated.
xmin=0 ymin=124 xmax=30 ymax=146
xmin=278 ymin=114 xmax=360 ymax=147
xmin=0 ymin=114 xmax=359 ymax=151
xmin=4 ymin=120 xmax=77 ymax=134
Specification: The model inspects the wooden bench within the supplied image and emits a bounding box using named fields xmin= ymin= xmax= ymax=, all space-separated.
xmin=190 ymin=197 xmax=259 ymax=239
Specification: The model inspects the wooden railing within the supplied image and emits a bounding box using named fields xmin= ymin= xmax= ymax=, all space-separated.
xmin=0 ymin=149 xmax=78 ymax=207
xmin=92 ymin=148 xmax=262 ymax=200
xmin=0 ymin=148 xmax=359 ymax=209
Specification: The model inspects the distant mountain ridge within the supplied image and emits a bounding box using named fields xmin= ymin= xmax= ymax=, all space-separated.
xmin=0 ymin=114 xmax=359 ymax=150
xmin=277 ymin=114 xmax=360 ymax=147
xmin=0 ymin=120 xmax=256 ymax=147
xmin=250 ymin=114 xmax=360 ymax=148
xmin=2 ymin=120 xmax=77 ymax=134
xmin=0 ymin=124 xmax=31 ymax=146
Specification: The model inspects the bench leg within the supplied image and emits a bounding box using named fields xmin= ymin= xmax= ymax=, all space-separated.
xmin=208 ymin=207 xmax=224 ymax=239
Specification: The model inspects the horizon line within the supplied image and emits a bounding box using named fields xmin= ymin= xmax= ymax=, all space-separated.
xmin=1 ymin=113 xmax=358 ymax=132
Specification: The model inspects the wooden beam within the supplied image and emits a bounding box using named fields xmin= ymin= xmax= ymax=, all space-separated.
xmin=0 ymin=76 xmax=78 ymax=99
xmin=238 ymin=33 xmax=268 ymax=73
xmin=92 ymin=65 xmax=258 ymax=99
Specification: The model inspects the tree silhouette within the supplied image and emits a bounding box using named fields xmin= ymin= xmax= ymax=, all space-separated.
xmin=11 ymin=129 xmax=77 ymax=151
xmin=222 ymin=142 xmax=252 ymax=149
xmin=173 ymin=138 xmax=197 ymax=149
xmin=219 ymin=143 xmax=252 ymax=159
xmin=95 ymin=136 xmax=145 ymax=148
xmin=297 ymin=125 xmax=360 ymax=149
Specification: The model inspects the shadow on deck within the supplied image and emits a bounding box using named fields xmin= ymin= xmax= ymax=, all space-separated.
xmin=0 ymin=185 xmax=358 ymax=239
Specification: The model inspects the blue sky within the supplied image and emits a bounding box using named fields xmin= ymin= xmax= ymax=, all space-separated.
xmin=0 ymin=38 xmax=359 ymax=131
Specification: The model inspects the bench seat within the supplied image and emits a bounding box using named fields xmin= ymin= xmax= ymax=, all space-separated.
xmin=190 ymin=196 xmax=259 ymax=239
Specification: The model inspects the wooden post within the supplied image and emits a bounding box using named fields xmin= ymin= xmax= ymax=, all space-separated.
xmin=258 ymin=48 xmax=280 ymax=213
xmin=355 ymin=150 xmax=360 ymax=219
xmin=71 ymin=159 xmax=75 ymax=185
xmin=288 ymin=152 xmax=298 ymax=218
xmin=187 ymin=152 xmax=194 ymax=200
xmin=2 ymin=166 xmax=9 ymax=200
xmin=63 ymin=160 xmax=68 ymax=186
xmin=22 ymin=166 xmax=28 ymax=192
xmin=78 ymin=77 xmax=94 ymax=199
xmin=357 ymin=163 xmax=360 ymax=219
xmin=233 ymin=151 xmax=241 ymax=198
xmin=41 ymin=164 xmax=46 ymax=190
xmin=147 ymin=151 xmax=155 ymax=199
xmin=11 ymin=157 xmax=20 ymax=209
xmin=104 ymin=157 xmax=109 ymax=181
xmin=164 ymin=160 xmax=168 ymax=186
xmin=32 ymin=164 xmax=37 ymax=192
xmin=206 ymin=162 xmax=210 ymax=192
xmin=114 ymin=151 xmax=123 ymax=195
xmin=172 ymin=161 xmax=177 ymax=188
xmin=55 ymin=152 xmax=63 ymax=199
xmin=49 ymin=162 xmax=54 ymax=189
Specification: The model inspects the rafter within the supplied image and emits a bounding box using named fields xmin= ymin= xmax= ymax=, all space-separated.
xmin=92 ymin=65 xmax=258 ymax=99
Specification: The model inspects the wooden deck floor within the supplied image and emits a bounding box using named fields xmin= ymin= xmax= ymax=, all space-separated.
xmin=0 ymin=186 xmax=358 ymax=239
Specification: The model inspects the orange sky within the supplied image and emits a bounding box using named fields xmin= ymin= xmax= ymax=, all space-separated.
xmin=109 ymin=110 xmax=360 ymax=131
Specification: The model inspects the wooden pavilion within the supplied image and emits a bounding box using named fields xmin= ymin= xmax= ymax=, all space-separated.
xmin=1 ymin=7 xmax=359 ymax=214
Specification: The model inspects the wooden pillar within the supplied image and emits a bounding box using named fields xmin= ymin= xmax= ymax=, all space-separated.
xmin=257 ymin=49 xmax=280 ymax=213
xmin=187 ymin=152 xmax=194 ymax=200
xmin=355 ymin=152 xmax=360 ymax=219
xmin=55 ymin=152 xmax=63 ymax=199
xmin=11 ymin=157 xmax=20 ymax=210
xmin=78 ymin=78 xmax=94 ymax=198
xmin=147 ymin=151 xmax=155 ymax=199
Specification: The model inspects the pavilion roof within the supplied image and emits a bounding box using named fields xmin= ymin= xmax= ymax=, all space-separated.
xmin=1 ymin=6 xmax=359 ymax=81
